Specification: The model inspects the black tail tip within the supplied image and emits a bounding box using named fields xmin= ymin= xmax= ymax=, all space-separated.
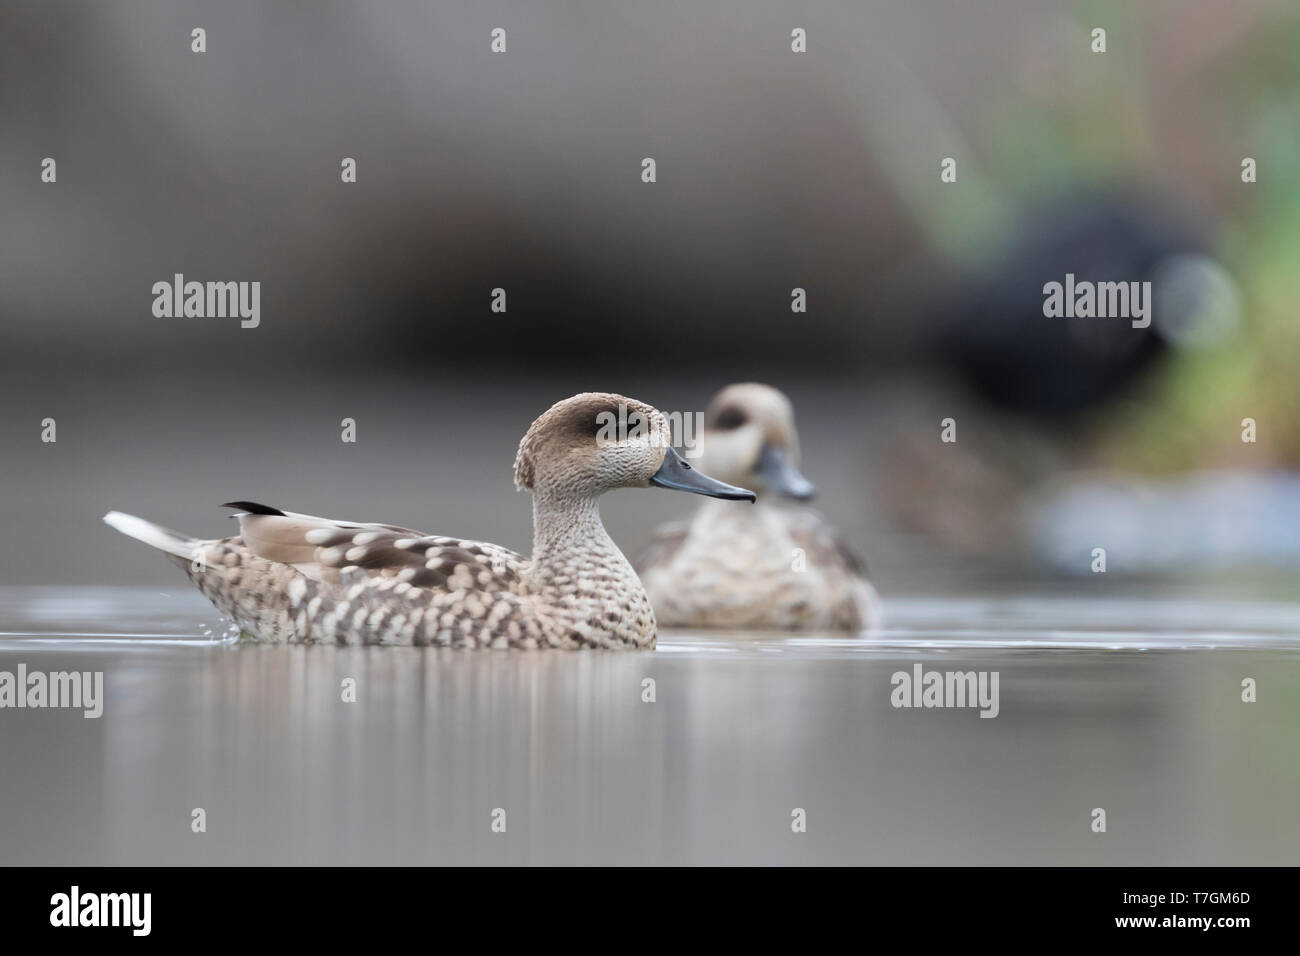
xmin=221 ymin=501 xmax=286 ymax=516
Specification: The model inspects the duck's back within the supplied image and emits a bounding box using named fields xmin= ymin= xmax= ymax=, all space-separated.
xmin=640 ymin=503 xmax=879 ymax=632
xmin=183 ymin=508 xmax=543 ymax=646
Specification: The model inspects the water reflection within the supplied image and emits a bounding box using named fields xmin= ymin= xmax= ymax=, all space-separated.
xmin=1 ymin=587 xmax=1298 ymax=864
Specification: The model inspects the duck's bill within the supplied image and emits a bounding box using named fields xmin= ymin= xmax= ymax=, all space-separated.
xmin=650 ymin=447 xmax=756 ymax=501
xmin=754 ymin=443 xmax=817 ymax=500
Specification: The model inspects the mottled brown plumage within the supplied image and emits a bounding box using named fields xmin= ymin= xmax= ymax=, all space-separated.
xmin=105 ymin=392 xmax=754 ymax=648
xmin=639 ymin=383 xmax=881 ymax=632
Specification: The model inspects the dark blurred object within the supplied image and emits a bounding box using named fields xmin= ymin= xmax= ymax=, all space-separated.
xmin=940 ymin=192 xmax=1210 ymax=418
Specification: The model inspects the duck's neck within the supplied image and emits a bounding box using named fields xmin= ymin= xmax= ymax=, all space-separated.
xmin=531 ymin=490 xmax=611 ymax=567
xmin=527 ymin=488 xmax=655 ymax=647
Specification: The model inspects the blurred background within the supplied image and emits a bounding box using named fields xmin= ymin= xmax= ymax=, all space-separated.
xmin=5 ymin=0 xmax=1300 ymax=870
xmin=3 ymin=0 xmax=1299 ymax=594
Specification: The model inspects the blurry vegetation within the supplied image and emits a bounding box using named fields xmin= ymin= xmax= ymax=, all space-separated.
xmin=931 ymin=2 xmax=1300 ymax=474
xmin=1085 ymin=5 xmax=1300 ymax=473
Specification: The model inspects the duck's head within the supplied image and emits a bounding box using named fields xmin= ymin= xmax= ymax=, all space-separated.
xmin=514 ymin=392 xmax=756 ymax=502
xmin=695 ymin=383 xmax=816 ymax=501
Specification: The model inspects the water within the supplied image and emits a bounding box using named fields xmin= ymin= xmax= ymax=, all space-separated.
xmin=2 ymin=587 xmax=1298 ymax=865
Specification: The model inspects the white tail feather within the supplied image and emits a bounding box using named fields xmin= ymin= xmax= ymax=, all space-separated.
xmin=103 ymin=511 xmax=200 ymax=559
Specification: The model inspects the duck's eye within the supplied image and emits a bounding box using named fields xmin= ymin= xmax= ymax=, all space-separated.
xmin=590 ymin=407 xmax=647 ymax=443
xmin=711 ymin=407 xmax=748 ymax=430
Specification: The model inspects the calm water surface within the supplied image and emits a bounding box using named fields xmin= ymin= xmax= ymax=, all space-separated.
xmin=2 ymin=587 xmax=1298 ymax=865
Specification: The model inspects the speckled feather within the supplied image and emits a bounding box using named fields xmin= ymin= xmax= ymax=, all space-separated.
xmin=105 ymin=392 xmax=677 ymax=649
xmin=173 ymin=528 xmax=550 ymax=647
xmin=638 ymin=383 xmax=881 ymax=632
xmin=639 ymin=500 xmax=878 ymax=631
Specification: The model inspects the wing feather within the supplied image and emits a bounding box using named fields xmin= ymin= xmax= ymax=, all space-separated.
xmin=226 ymin=505 xmax=527 ymax=592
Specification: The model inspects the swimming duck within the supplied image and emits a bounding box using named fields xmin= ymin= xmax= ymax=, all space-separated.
xmin=638 ymin=383 xmax=880 ymax=631
xmin=103 ymin=393 xmax=754 ymax=648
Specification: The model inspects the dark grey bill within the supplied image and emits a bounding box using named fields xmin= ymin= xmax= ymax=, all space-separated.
xmin=753 ymin=443 xmax=817 ymax=500
xmin=650 ymin=446 xmax=756 ymax=501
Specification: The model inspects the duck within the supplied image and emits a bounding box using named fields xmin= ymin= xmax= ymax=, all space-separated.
xmin=103 ymin=393 xmax=755 ymax=648
xmin=638 ymin=383 xmax=880 ymax=631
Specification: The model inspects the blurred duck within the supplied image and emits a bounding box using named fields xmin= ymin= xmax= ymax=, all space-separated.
xmin=104 ymin=393 xmax=754 ymax=648
xmin=639 ymin=383 xmax=880 ymax=631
